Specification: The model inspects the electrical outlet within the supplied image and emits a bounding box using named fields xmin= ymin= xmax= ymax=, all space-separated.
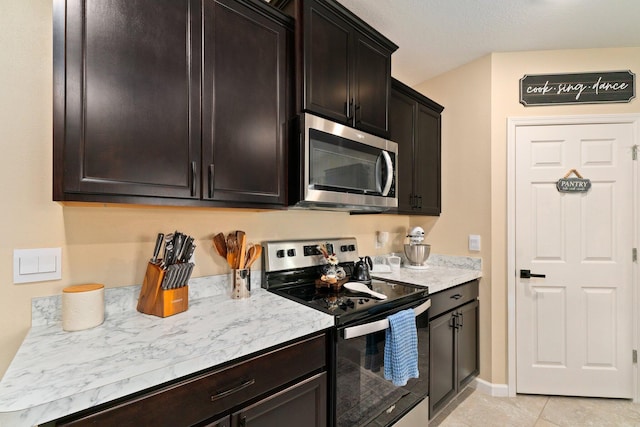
xmin=468 ymin=235 xmax=481 ymax=252
xmin=375 ymin=231 xmax=389 ymax=249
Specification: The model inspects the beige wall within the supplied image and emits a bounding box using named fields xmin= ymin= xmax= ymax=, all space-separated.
xmin=414 ymin=47 xmax=640 ymax=386
xmin=0 ymin=1 xmax=415 ymax=377
xmin=414 ymin=56 xmax=494 ymax=382
xmin=490 ymin=47 xmax=640 ymax=385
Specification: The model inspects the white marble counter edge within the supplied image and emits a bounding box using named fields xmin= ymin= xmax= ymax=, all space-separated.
xmin=371 ymin=254 xmax=483 ymax=294
xmin=0 ymin=281 xmax=334 ymax=426
xmin=373 ymin=267 xmax=482 ymax=293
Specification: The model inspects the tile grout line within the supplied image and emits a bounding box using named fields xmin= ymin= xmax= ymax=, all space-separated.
xmin=534 ymin=395 xmax=552 ymax=426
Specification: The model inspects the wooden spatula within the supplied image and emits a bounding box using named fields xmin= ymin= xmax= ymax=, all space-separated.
xmin=236 ymin=230 xmax=246 ymax=269
xmin=226 ymin=232 xmax=237 ymax=269
xmin=212 ymin=233 xmax=227 ymax=259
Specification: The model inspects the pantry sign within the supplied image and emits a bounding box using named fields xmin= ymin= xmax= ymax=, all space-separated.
xmin=520 ymin=70 xmax=635 ymax=106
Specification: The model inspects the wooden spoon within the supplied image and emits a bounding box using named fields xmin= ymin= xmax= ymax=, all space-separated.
xmin=212 ymin=233 xmax=227 ymax=259
xmin=245 ymin=244 xmax=262 ymax=269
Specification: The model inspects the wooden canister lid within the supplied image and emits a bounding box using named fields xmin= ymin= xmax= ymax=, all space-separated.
xmin=63 ymin=284 xmax=104 ymax=293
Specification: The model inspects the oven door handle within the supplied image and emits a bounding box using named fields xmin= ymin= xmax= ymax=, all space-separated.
xmin=343 ymin=299 xmax=431 ymax=340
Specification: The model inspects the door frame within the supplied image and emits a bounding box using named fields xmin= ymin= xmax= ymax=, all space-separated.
xmin=507 ymin=113 xmax=640 ymax=399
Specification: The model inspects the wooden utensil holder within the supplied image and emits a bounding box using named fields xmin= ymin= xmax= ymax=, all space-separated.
xmin=137 ymin=262 xmax=189 ymax=317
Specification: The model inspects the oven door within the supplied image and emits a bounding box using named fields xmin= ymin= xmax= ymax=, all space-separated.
xmin=333 ymin=298 xmax=430 ymax=427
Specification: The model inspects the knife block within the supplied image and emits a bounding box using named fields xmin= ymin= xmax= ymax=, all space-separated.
xmin=137 ymin=263 xmax=189 ymax=317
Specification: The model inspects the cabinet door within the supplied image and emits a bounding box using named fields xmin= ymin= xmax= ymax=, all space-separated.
xmin=203 ymin=415 xmax=231 ymax=427
xmin=429 ymin=313 xmax=457 ymax=416
xmin=456 ymin=300 xmax=479 ymax=390
xmin=302 ymin=0 xmax=351 ymax=124
xmin=389 ymin=89 xmax=416 ymax=213
xmin=353 ymin=32 xmax=392 ymax=137
xmin=232 ymin=373 xmax=326 ymax=427
xmin=202 ymin=0 xmax=288 ymax=205
xmin=414 ymin=104 xmax=441 ymax=215
xmin=55 ymin=0 xmax=201 ymax=200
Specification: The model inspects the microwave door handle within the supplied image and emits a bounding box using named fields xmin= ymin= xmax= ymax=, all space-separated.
xmin=380 ymin=150 xmax=393 ymax=196
xmin=343 ymin=299 xmax=431 ymax=340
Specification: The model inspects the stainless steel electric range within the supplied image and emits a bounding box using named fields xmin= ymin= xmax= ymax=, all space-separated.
xmin=262 ymin=238 xmax=430 ymax=427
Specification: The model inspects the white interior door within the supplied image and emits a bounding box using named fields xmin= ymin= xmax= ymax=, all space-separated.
xmin=515 ymin=122 xmax=634 ymax=397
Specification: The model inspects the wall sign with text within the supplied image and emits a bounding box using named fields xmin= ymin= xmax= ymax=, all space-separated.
xmin=556 ymin=169 xmax=591 ymax=193
xmin=520 ymin=71 xmax=635 ymax=106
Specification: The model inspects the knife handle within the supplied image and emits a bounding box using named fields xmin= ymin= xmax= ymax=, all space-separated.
xmin=180 ymin=237 xmax=194 ymax=262
xmin=151 ymin=233 xmax=164 ymax=263
xmin=184 ymin=244 xmax=196 ymax=263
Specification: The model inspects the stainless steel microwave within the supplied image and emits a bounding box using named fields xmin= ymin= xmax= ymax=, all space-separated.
xmin=290 ymin=113 xmax=398 ymax=212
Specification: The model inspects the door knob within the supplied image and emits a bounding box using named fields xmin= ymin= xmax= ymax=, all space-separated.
xmin=520 ymin=269 xmax=546 ymax=279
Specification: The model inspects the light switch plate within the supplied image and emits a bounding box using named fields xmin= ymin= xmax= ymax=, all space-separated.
xmin=14 ymin=248 xmax=62 ymax=284
xmin=468 ymin=235 xmax=481 ymax=252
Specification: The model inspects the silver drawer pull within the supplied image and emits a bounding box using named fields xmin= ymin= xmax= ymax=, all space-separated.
xmin=211 ymin=379 xmax=255 ymax=402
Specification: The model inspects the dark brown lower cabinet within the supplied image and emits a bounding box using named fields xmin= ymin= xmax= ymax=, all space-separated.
xmin=202 ymin=373 xmax=325 ymax=427
xmin=429 ymin=281 xmax=479 ymax=418
xmin=203 ymin=415 xmax=231 ymax=427
xmin=55 ymin=334 xmax=327 ymax=427
xmin=231 ymin=373 xmax=326 ymax=427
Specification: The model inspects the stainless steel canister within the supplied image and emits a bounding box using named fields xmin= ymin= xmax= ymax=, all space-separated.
xmin=230 ymin=269 xmax=250 ymax=299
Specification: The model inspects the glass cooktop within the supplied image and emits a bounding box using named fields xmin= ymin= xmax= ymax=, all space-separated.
xmin=270 ymin=279 xmax=429 ymax=325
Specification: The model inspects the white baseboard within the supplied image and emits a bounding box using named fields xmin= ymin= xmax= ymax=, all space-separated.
xmin=473 ymin=377 xmax=509 ymax=397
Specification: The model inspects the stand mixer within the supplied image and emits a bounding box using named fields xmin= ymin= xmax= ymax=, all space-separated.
xmin=404 ymin=226 xmax=431 ymax=270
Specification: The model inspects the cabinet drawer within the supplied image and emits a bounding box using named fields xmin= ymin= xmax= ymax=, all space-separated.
xmin=429 ymin=280 xmax=478 ymax=319
xmin=58 ymin=334 xmax=326 ymax=427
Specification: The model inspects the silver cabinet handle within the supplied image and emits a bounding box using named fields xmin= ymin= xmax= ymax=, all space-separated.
xmin=343 ymin=299 xmax=431 ymax=340
xmin=211 ymin=379 xmax=255 ymax=402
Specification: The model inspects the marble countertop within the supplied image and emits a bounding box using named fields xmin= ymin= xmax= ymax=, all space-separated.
xmin=372 ymin=254 xmax=482 ymax=294
xmin=0 ymin=254 xmax=481 ymax=426
xmin=0 ymin=275 xmax=334 ymax=426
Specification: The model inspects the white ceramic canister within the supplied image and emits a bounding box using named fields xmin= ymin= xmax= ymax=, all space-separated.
xmin=62 ymin=283 xmax=105 ymax=331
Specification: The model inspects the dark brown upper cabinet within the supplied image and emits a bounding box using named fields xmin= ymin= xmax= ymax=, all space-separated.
xmin=389 ymin=79 xmax=444 ymax=216
xmin=53 ymin=0 xmax=291 ymax=208
xmin=278 ymin=0 xmax=397 ymax=138
xmin=201 ymin=0 xmax=290 ymax=206
xmin=53 ymin=0 xmax=202 ymax=202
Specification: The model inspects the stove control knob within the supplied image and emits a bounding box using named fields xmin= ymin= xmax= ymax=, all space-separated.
xmin=340 ymin=245 xmax=348 ymax=252
xmin=348 ymin=244 xmax=356 ymax=251
xmin=287 ymin=249 xmax=296 ymax=257
xmin=276 ymin=249 xmax=285 ymax=258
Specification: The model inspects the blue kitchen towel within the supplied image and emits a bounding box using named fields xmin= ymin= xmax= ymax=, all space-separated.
xmin=384 ymin=308 xmax=419 ymax=386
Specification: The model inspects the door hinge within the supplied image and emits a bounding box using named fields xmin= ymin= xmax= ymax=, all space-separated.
xmin=633 ymin=145 xmax=638 ymax=161
xmin=633 ymin=248 xmax=638 ymax=263
xmin=633 ymin=350 xmax=637 ymax=364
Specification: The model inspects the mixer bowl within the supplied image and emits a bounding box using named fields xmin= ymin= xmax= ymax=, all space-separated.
xmin=404 ymin=244 xmax=431 ymax=266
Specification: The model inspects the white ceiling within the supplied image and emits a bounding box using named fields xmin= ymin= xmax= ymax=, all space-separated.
xmin=337 ymin=0 xmax=640 ymax=86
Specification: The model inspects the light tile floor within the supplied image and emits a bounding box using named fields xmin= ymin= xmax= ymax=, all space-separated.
xmin=430 ymin=387 xmax=640 ymax=426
